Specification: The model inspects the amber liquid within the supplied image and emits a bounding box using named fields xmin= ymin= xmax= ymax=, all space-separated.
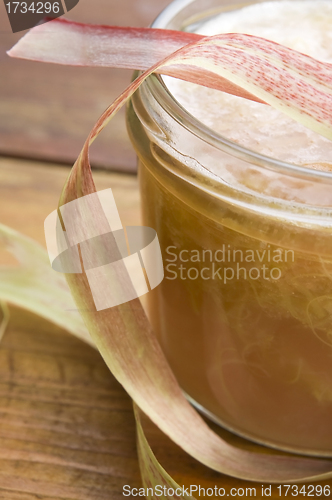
xmin=137 ymin=147 xmax=332 ymax=455
xmin=126 ymin=58 xmax=332 ymax=454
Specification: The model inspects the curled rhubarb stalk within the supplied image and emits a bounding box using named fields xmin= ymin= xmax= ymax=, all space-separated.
xmin=6 ymin=19 xmax=332 ymax=488
xmin=8 ymin=18 xmax=332 ymax=137
xmin=6 ymin=18 xmax=263 ymax=103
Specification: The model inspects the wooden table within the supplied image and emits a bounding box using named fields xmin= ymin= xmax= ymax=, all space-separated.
xmin=1 ymin=1 xmax=332 ymax=498
xmin=0 ymin=158 xmax=143 ymax=498
xmin=0 ymin=0 xmax=170 ymax=173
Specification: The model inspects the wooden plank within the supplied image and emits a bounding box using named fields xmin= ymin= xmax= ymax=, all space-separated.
xmin=0 ymin=157 xmax=142 ymax=497
xmin=0 ymin=156 xmax=141 ymax=248
xmin=0 ymin=307 xmax=142 ymax=499
xmin=0 ymin=0 xmax=170 ymax=172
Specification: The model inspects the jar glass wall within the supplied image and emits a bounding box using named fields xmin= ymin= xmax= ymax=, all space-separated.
xmin=126 ymin=0 xmax=332 ymax=456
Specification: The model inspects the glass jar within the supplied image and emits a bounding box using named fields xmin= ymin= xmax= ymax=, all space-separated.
xmin=126 ymin=0 xmax=332 ymax=456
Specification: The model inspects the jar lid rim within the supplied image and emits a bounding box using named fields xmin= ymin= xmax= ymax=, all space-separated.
xmin=148 ymin=0 xmax=332 ymax=183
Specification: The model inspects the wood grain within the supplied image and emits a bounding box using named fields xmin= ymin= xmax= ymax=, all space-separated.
xmin=0 ymin=0 xmax=170 ymax=172
xmin=0 ymin=156 xmax=141 ymax=498
xmin=0 ymin=156 xmax=141 ymax=248
xmin=0 ymin=309 xmax=142 ymax=499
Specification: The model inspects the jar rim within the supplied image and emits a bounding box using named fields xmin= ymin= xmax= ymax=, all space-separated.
xmin=148 ymin=0 xmax=332 ymax=184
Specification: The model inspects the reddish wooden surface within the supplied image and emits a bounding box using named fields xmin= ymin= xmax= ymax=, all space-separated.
xmin=0 ymin=0 xmax=170 ymax=172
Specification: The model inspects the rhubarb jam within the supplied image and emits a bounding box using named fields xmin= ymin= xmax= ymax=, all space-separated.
xmin=127 ymin=0 xmax=332 ymax=455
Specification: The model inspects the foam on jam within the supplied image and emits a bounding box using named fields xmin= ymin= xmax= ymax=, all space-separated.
xmin=165 ymin=1 xmax=332 ymax=167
